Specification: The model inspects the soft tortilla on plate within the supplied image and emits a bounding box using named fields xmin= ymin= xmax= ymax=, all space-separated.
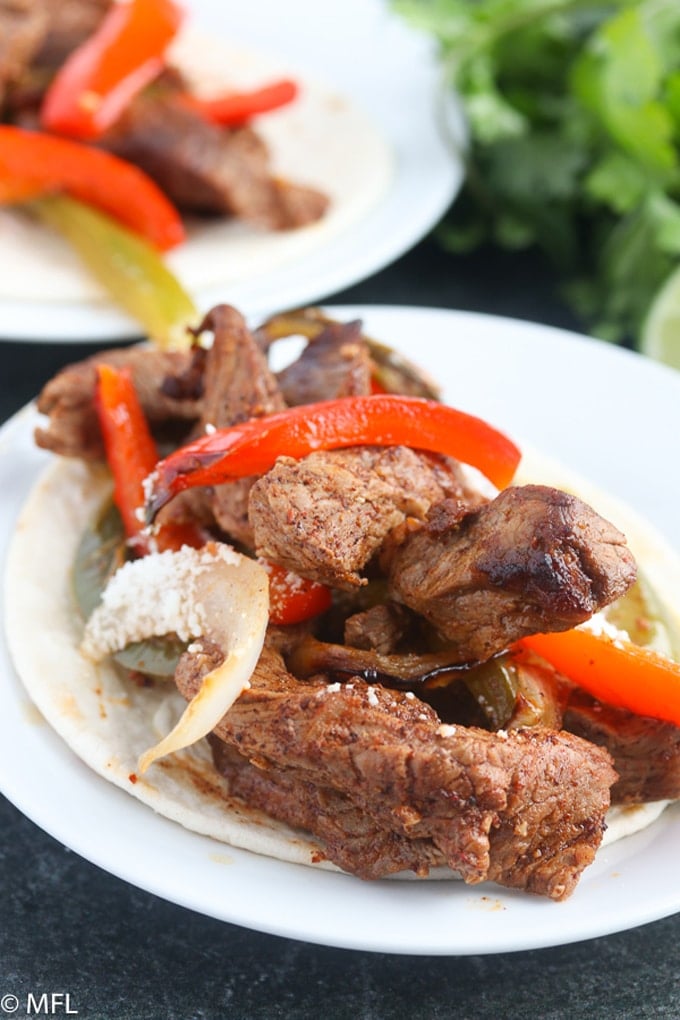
xmin=0 ymin=28 xmax=393 ymax=305
xmin=4 ymin=448 xmax=678 ymax=876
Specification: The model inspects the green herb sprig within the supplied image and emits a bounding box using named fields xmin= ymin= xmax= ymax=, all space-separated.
xmin=395 ymin=0 xmax=680 ymax=343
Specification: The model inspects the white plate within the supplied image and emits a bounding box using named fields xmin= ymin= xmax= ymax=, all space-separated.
xmin=0 ymin=0 xmax=461 ymax=342
xmin=2 ymin=306 xmax=680 ymax=955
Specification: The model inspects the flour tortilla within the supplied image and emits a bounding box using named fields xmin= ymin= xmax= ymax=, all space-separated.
xmin=0 ymin=28 xmax=393 ymax=305
xmin=4 ymin=448 xmax=678 ymax=876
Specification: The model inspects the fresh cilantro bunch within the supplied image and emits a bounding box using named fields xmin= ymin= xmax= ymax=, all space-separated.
xmin=394 ymin=0 xmax=680 ymax=342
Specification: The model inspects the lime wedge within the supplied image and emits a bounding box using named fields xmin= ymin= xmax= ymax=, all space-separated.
xmin=640 ymin=265 xmax=680 ymax=369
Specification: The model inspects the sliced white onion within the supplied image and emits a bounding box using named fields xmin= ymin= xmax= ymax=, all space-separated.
xmin=81 ymin=542 xmax=269 ymax=772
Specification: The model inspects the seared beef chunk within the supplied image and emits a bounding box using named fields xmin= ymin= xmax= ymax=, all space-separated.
xmin=196 ymin=305 xmax=286 ymax=544
xmin=565 ymin=691 xmax=680 ymax=805
xmin=35 ymin=346 xmax=201 ymax=460
xmin=276 ymin=320 xmax=373 ymax=405
xmin=176 ymin=642 xmax=616 ymax=899
xmin=344 ymin=602 xmax=414 ymax=654
xmin=33 ymin=0 xmax=108 ymax=69
xmin=197 ymin=305 xmax=285 ymax=427
xmin=101 ymin=93 xmax=328 ymax=229
xmin=0 ymin=0 xmax=46 ymax=104
xmin=386 ymin=485 xmax=637 ymax=661
xmin=210 ymin=738 xmax=444 ymax=879
xmin=1 ymin=0 xmax=110 ymax=115
xmin=256 ymin=308 xmax=442 ymax=400
xmin=249 ymin=446 xmax=473 ymax=589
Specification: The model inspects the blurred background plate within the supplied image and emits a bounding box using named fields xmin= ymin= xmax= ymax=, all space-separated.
xmin=1 ymin=0 xmax=462 ymax=342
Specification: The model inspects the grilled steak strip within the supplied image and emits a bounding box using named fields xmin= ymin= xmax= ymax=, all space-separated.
xmin=2 ymin=0 xmax=111 ymax=117
xmin=248 ymin=446 xmax=473 ymax=589
xmin=275 ymin=320 xmax=373 ymax=405
xmin=210 ymin=738 xmax=445 ymax=879
xmin=344 ymin=602 xmax=415 ymax=654
xmin=386 ymin=485 xmax=637 ymax=661
xmin=0 ymin=0 xmax=46 ymax=106
xmin=34 ymin=0 xmax=109 ymax=70
xmin=198 ymin=305 xmax=285 ymax=428
xmin=195 ymin=304 xmax=286 ymax=545
xmin=175 ymin=642 xmax=616 ymax=899
xmin=565 ymin=691 xmax=680 ymax=805
xmin=102 ymin=93 xmax=329 ymax=229
xmin=35 ymin=346 xmax=201 ymax=460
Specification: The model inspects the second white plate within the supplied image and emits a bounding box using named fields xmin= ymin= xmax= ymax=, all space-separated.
xmin=1 ymin=0 xmax=462 ymax=342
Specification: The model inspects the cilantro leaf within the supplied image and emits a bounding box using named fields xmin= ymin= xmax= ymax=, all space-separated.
xmin=394 ymin=0 xmax=680 ymax=343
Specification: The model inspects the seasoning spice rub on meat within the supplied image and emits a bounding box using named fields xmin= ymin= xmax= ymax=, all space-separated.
xmin=14 ymin=304 xmax=680 ymax=901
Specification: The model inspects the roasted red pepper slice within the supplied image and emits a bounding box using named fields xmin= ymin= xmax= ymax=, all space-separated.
xmin=95 ymin=363 xmax=203 ymax=554
xmin=264 ymin=562 xmax=332 ymax=625
xmin=95 ymin=364 xmax=329 ymax=625
xmin=41 ymin=0 xmax=184 ymax=140
xmin=181 ymin=79 xmax=298 ymax=126
xmin=146 ymin=395 xmax=521 ymax=520
xmin=0 ymin=126 xmax=185 ymax=250
xmin=521 ymin=628 xmax=680 ymax=727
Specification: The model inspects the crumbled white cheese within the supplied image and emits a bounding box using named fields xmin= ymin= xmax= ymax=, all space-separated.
xmin=579 ymin=611 xmax=630 ymax=647
xmin=80 ymin=543 xmax=269 ymax=774
xmin=81 ymin=543 xmax=243 ymax=659
xmin=366 ymin=686 xmax=380 ymax=707
xmin=141 ymin=469 xmax=158 ymax=507
xmin=437 ymin=724 xmax=457 ymax=738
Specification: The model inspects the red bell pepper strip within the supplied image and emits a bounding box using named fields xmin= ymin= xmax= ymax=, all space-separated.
xmin=95 ymin=363 xmax=203 ymax=555
xmin=521 ymin=628 xmax=680 ymax=727
xmin=146 ymin=394 xmax=521 ymax=520
xmin=264 ymin=562 xmax=332 ymax=626
xmin=41 ymin=0 xmax=184 ymax=140
xmin=95 ymin=364 xmax=327 ymax=625
xmin=0 ymin=126 xmax=185 ymax=250
xmin=180 ymin=79 xmax=298 ymax=126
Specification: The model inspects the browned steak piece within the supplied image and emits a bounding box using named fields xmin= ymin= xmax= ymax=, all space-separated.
xmin=248 ymin=446 xmax=473 ymax=589
xmin=197 ymin=305 xmax=285 ymax=428
xmin=34 ymin=0 xmax=109 ymax=68
xmin=35 ymin=346 xmax=201 ymax=460
xmin=196 ymin=305 xmax=285 ymax=545
xmin=0 ymin=0 xmax=46 ymax=104
xmin=175 ymin=642 xmax=616 ymax=899
xmin=344 ymin=602 xmax=415 ymax=654
xmin=564 ymin=691 xmax=680 ymax=805
xmin=275 ymin=320 xmax=373 ymax=405
xmin=210 ymin=738 xmax=444 ymax=879
xmin=2 ymin=0 xmax=110 ymax=116
xmin=386 ymin=485 xmax=637 ymax=661
xmin=102 ymin=93 xmax=329 ymax=229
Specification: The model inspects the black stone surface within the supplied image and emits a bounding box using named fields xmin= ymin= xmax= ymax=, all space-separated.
xmin=2 ymin=237 xmax=678 ymax=1020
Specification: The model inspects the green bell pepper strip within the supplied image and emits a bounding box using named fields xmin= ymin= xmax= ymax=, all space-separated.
xmin=31 ymin=194 xmax=199 ymax=350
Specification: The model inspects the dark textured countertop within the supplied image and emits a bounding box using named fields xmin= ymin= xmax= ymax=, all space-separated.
xmin=2 ymin=237 xmax=679 ymax=1019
